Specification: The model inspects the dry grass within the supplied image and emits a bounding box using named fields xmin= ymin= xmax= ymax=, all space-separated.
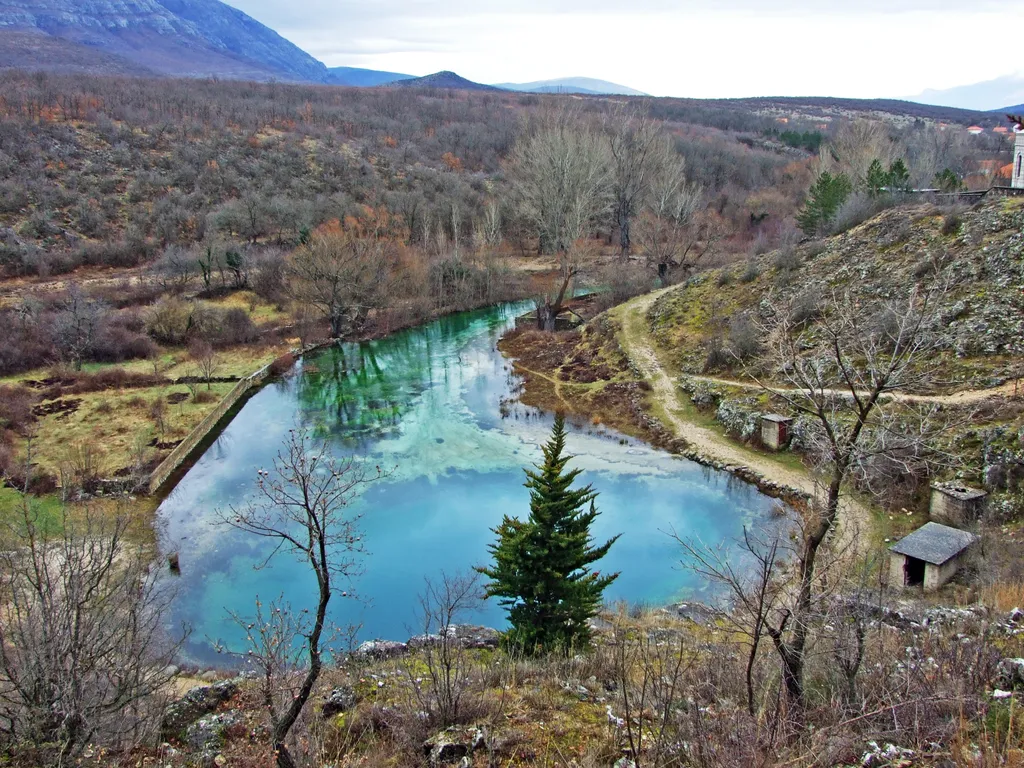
xmin=982 ymin=581 xmax=1024 ymax=613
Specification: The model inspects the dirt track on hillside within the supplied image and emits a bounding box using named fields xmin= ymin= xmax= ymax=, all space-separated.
xmin=611 ymin=287 xmax=872 ymax=545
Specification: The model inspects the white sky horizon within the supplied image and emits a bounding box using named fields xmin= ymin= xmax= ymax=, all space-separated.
xmin=223 ymin=1 xmax=1022 ymax=102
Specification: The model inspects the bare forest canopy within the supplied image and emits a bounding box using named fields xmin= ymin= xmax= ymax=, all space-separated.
xmin=0 ymin=71 xmax=1010 ymax=278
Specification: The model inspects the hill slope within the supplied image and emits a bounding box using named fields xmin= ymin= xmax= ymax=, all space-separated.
xmin=384 ymin=70 xmax=502 ymax=92
xmin=647 ymin=198 xmax=1024 ymax=391
xmin=0 ymin=0 xmax=329 ymax=82
xmin=327 ymin=65 xmax=414 ymax=87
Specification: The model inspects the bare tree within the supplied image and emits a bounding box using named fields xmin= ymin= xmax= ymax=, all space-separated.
xmin=635 ymin=158 xmax=705 ymax=282
xmin=609 ymin=610 xmax=695 ymax=766
xmin=188 ymin=339 xmax=219 ymax=390
xmin=0 ymin=491 xmax=183 ymax=763
xmin=221 ymin=427 xmax=386 ymax=768
xmin=52 ymin=284 xmax=105 ymax=371
xmin=507 ymin=108 xmax=611 ymax=257
xmin=820 ymin=120 xmax=901 ymax=188
xmin=754 ymin=286 xmax=941 ymax=704
xmin=288 ymin=225 xmax=394 ymax=338
xmin=677 ymin=527 xmax=783 ymax=717
xmin=606 ymin=102 xmax=696 ymax=260
xmin=405 ymin=571 xmax=483 ymax=727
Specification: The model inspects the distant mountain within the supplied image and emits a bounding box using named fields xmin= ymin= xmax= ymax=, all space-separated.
xmin=328 ymin=66 xmax=414 ymax=87
xmin=913 ymin=74 xmax=1024 ymax=112
xmin=0 ymin=0 xmax=330 ymax=82
xmin=384 ymin=71 xmax=502 ymax=92
xmin=497 ymin=77 xmax=646 ymax=96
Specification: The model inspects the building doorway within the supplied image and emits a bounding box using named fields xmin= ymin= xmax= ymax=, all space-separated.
xmin=904 ymin=557 xmax=926 ymax=587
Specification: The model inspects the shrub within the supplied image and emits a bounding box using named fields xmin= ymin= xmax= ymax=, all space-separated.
xmin=774 ymin=248 xmax=801 ymax=273
xmin=738 ymin=259 xmax=760 ymax=284
xmin=942 ymin=213 xmax=962 ymax=236
xmin=703 ymin=335 xmax=731 ymax=372
xmin=0 ymin=385 xmax=36 ymax=435
xmin=790 ymin=290 xmax=822 ymax=326
xmin=729 ymin=314 xmax=761 ymax=360
xmin=146 ymin=297 xmax=192 ymax=345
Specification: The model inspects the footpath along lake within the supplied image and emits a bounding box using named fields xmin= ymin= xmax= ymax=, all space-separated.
xmin=157 ymin=301 xmax=782 ymax=664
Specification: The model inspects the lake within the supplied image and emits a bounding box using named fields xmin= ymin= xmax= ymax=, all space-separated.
xmin=157 ymin=301 xmax=782 ymax=665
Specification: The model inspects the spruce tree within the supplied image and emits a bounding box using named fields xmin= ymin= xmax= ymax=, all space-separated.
xmin=478 ymin=415 xmax=620 ymax=654
xmin=796 ymin=171 xmax=852 ymax=237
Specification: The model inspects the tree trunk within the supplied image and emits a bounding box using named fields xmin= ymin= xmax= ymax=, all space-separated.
xmin=537 ymin=303 xmax=556 ymax=332
xmin=617 ymin=201 xmax=631 ymax=255
xmin=271 ymin=570 xmax=330 ymax=768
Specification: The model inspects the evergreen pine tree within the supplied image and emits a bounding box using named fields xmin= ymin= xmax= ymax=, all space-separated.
xmin=796 ymin=171 xmax=852 ymax=237
xmin=887 ymin=159 xmax=911 ymax=193
xmin=865 ymin=159 xmax=888 ymax=197
xmin=478 ymin=415 xmax=620 ymax=654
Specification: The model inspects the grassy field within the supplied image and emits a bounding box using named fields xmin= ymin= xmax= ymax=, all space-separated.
xmin=2 ymin=291 xmax=294 ymax=483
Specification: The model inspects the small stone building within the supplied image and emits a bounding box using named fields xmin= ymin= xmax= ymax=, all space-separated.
xmin=760 ymin=414 xmax=794 ymax=451
xmin=889 ymin=522 xmax=979 ymax=591
xmin=930 ymin=483 xmax=987 ymax=528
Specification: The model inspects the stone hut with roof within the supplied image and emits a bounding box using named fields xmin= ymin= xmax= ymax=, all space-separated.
xmin=889 ymin=522 xmax=979 ymax=591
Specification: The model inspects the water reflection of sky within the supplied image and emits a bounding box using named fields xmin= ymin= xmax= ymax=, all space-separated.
xmin=157 ymin=302 xmax=784 ymax=666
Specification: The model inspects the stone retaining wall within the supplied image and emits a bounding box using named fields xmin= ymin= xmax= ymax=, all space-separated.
xmin=147 ymin=363 xmax=273 ymax=495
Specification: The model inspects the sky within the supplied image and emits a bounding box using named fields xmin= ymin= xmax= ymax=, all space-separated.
xmin=225 ymin=0 xmax=1023 ymax=101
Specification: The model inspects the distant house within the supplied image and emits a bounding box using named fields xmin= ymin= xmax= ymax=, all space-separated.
xmin=967 ymin=126 xmax=985 ymax=135
xmin=889 ymin=522 xmax=979 ymax=590
xmin=994 ymin=126 xmax=1010 ymax=134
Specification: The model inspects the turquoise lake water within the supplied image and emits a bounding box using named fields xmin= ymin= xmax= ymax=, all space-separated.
xmin=157 ymin=302 xmax=781 ymax=665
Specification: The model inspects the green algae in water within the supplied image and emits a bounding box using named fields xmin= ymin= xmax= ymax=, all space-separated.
xmin=157 ymin=302 xmax=783 ymax=665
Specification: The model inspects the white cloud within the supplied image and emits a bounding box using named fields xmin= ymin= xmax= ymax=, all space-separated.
xmin=226 ymin=0 xmax=1020 ymax=98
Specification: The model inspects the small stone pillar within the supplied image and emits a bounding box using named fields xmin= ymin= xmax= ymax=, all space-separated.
xmin=760 ymin=414 xmax=795 ymax=451
xmin=929 ymin=484 xmax=987 ymax=528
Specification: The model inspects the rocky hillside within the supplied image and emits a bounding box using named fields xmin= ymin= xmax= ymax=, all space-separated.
xmin=649 ymin=196 xmax=1024 ymax=392
xmin=0 ymin=0 xmax=330 ymax=82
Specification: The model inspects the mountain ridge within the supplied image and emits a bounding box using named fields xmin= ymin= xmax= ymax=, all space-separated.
xmin=912 ymin=73 xmax=1024 ymax=112
xmin=0 ymin=0 xmax=329 ymax=82
xmin=497 ymin=77 xmax=646 ymax=96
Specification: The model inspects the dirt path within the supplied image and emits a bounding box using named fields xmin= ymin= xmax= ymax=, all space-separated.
xmin=610 ymin=287 xmax=874 ymax=542
xmin=686 ymin=374 xmax=1024 ymax=406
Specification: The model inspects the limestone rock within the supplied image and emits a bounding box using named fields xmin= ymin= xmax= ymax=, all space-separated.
xmin=161 ymin=679 xmax=239 ymax=741
xmin=322 ymin=686 xmax=356 ymax=718
xmin=423 ymin=725 xmax=486 ymax=764
xmin=996 ymin=658 xmax=1024 ymax=690
xmin=185 ymin=710 xmax=240 ymax=765
xmin=356 ymin=639 xmax=409 ymax=659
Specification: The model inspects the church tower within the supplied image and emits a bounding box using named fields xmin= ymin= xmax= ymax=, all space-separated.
xmin=1014 ymin=125 xmax=1024 ymax=189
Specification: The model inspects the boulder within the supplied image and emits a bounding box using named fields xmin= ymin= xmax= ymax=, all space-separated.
xmin=996 ymin=658 xmax=1024 ymax=690
xmin=185 ymin=710 xmax=240 ymax=766
xmin=449 ymin=625 xmax=501 ymax=649
xmin=423 ymin=725 xmax=486 ymax=764
xmin=356 ymin=640 xmax=409 ymax=659
xmin=161 ymin=680 xmax=239 ymax=741
xmin=322 ymin=686 xmax=357 ymax=718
